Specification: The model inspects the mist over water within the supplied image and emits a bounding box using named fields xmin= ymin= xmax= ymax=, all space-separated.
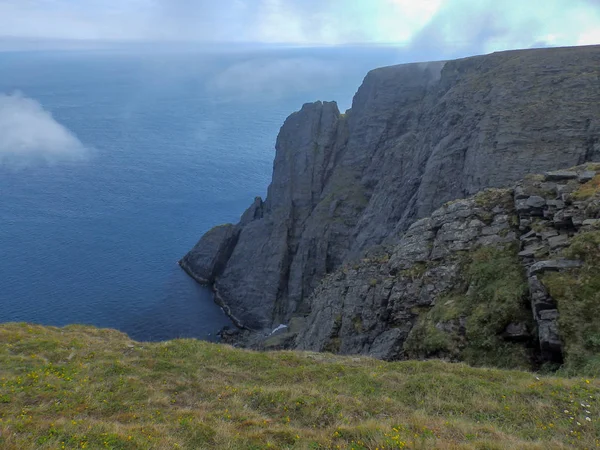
xmin=0 ymin=45 xmax=402 ymax=341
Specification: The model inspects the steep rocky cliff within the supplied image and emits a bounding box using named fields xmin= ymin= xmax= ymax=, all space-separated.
xmin=181 ymin=45 xmax=600 ymax=367
xmin=294 ymin=165 xmax=600 ymax=372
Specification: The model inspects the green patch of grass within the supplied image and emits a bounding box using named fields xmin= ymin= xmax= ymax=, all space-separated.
xmin=405 ymin=245 xmax=532 ymax=370
xmin=542 ymin=231 xmax=600 ymax=376
xmin=1 ymin=324 xmax=600 ymax=449
xmin=474 ymin=188 xmax=513 ymax=209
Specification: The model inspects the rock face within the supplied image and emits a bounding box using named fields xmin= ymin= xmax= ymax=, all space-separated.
xmin=182 ymin=45 xmax=600 ymax=339
xmin=296 ymin=189 xmax=523 ymax=361
xmin=295 ymin=165 xmax=600 ymax=367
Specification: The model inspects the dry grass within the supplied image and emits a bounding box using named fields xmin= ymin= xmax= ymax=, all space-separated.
xmin=572 ymin=175 xmax=600 ymax=200
xmin=1 ymin=323 xmax=599 ymax=449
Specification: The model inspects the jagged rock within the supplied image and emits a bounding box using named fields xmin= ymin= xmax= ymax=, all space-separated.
xmin=179 ymin=224 xmax=239 ymax=284
xmin=239 ymin=197 xmax=264 ymax=226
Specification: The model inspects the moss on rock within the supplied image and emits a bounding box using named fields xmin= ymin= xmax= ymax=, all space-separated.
xmin=404 ymin=245 xmax=532 ymax=370
xmin=542 ymin=231 xmax=600 ymax=376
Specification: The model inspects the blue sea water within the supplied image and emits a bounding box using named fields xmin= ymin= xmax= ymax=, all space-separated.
xmin=0 ymin=45 xmax=403 ymax=341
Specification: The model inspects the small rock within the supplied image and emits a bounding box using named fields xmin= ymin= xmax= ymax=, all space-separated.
xmin=548 ymin=234 xmax=569 ymax=249
xmin=579 ymin=171 xmax=596 ymax=183
xmin=557 ymin=183 xmax=578 ymax=195
xmin=553 ymin=210 xmax=571 ymax=227
xmin=545 ymin=170 xmax=579 ymax=181
xmin=527 ymin=196 xmax=547 ymax=208
xmin=582 ymin=219 xmax=600 ymax=227
xmin=519 ymin=244 xmax=547 ymax=258
xmin=528 ymin=259 xmax=584 ymax=276
xmin=540 ymin=182 xmax=558 ymax=195
xmin=519 ymin=230 xmax=537 ymax=241
xmin=514 ymin=186 xmax=528 ymax=200
xmin=571 ymin=215 xmax=585 ymax=227
xmin=540 ymin=230 xmax=559 ymax=240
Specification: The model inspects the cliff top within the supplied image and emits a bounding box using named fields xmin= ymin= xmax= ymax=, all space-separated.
xmin=1 ymin=323 xmax=599 ymax=449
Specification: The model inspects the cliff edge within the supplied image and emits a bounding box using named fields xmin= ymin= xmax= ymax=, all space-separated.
xmin=181 ymin=45 xmax=600 ymax=368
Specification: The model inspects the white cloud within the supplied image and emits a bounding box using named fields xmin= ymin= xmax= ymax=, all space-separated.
xmin=0 ymin=92 xmax=88 ymax=166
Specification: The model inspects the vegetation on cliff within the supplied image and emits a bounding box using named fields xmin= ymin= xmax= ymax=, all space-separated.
xmin=542 ymin=231 xmax=600 ymax=376
xmin=404 ymin=245 xmax=532 ymax=370
xmin=1 ymin=324 xmax=600 ymax=449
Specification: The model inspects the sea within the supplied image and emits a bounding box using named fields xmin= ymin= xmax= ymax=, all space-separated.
xmin=0 ymin=44 xmax=405 ymax=341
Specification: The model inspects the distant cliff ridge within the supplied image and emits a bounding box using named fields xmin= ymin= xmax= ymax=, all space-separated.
xmin=181 ymin=45 xmax=600 ymax=368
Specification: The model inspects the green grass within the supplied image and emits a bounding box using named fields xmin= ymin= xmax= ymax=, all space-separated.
xmin=1 ymin=324 xmax=600 ymax=449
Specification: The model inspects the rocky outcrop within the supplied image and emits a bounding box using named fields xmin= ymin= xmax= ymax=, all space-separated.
xmin=513 ymin=167 xmax=600 ymax=363
xmin=180 ymin=224 xmax=239 ymax=284
xmin=182 ymin=45 xmax=600 ymax=339
xmin=294 ymin=164 xmax=600 ymax=368
xmin=295 ymin=189 xmax=528 ymax=363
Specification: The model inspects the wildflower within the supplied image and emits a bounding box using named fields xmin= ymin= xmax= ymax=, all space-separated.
xmin=564 ymin=410 xmax=569 ymax=413
xmin=586 ymin=417 xmax=592 ymax=422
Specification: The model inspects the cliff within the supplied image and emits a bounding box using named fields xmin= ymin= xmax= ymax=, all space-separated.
xmin=294 ymin=165 xmax=600 ymax=373
xmin=181 ymin=45 xmax=600 ymax=368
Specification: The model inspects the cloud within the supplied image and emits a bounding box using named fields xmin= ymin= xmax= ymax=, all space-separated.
xmin=0 ymin=92 xmax=88 ymax=166
xmin=207 ymin=57 xmax=342 ymax=101
xmin=0 ymin=0 xmax=598 ymax=52
xmin=404 ymin=0 xmax=600 ymax=58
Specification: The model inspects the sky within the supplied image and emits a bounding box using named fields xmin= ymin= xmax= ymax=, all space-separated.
xmin=0 ymin=0 xmax=598 ymax=53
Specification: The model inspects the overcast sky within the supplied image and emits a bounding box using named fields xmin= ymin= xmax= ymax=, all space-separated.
xmin=0 ymin=0 xmax=598 ymax=52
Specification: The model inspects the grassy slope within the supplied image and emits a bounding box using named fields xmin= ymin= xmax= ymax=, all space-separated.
xmin=0 ymin=324 xmax=599 ymax=449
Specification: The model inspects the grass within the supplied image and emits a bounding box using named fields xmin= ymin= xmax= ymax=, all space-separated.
xmin=1 ymin=324 xmax=600 ymax=449
xmin=572 ymin=175 xmax=600 ymax=201
xmin=474 ymin=188 xmax=513 ymax=209
xmin=404 ymin=245 xmax=532 ymax=370
xmin=542 ymin=231 xmax=600 ymax=377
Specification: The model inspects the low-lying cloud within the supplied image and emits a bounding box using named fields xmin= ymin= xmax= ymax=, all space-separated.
xmin=207 ymin=57 xmax=342 ymax=101
xmin=0 ymin=92 xmax=88 ymax=166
